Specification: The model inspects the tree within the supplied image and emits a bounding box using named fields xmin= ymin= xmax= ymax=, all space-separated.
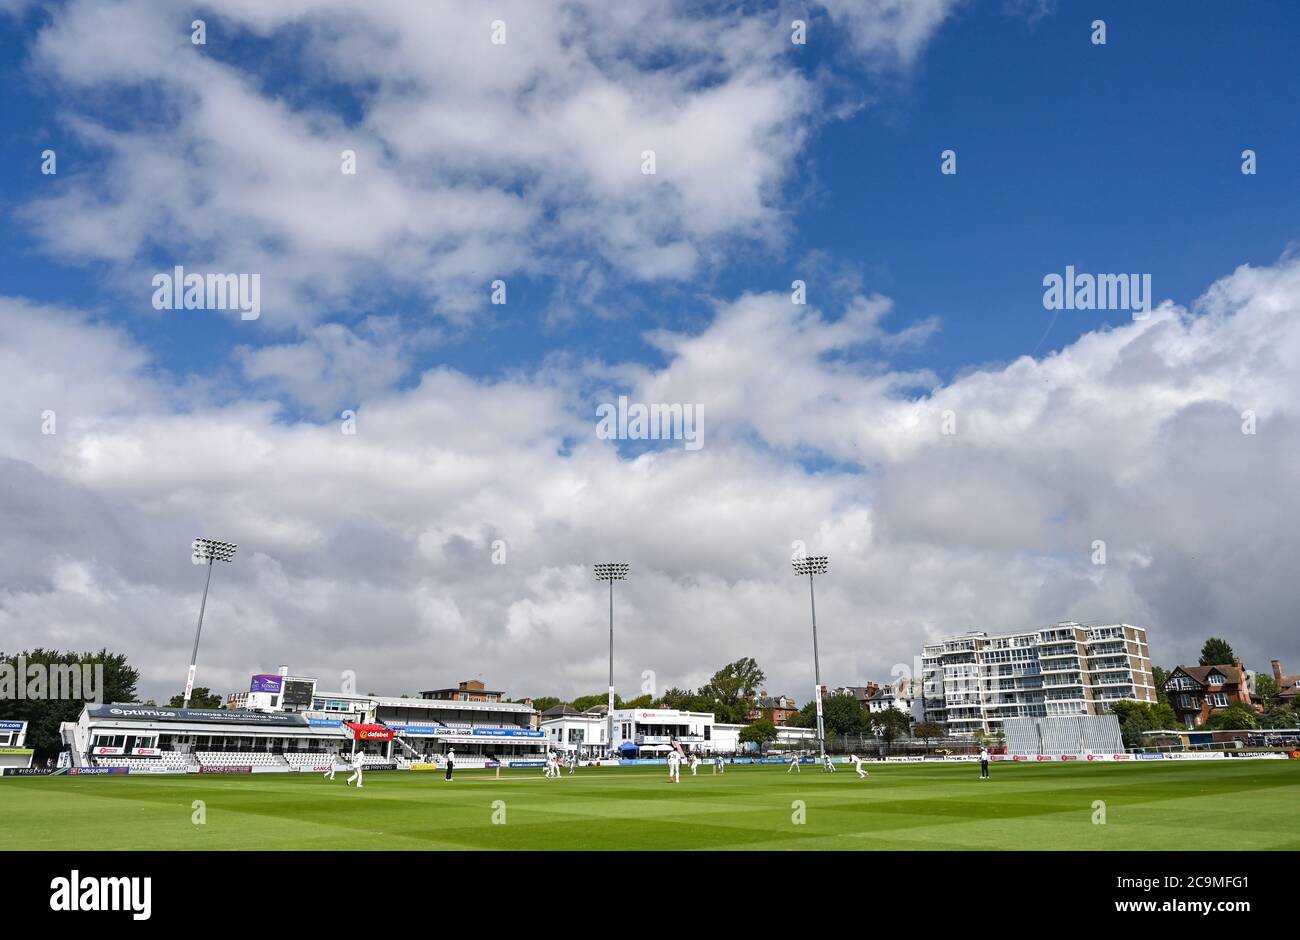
xmin=1199 ymin=638 xmax=1236 ymax=666
xmin=1110 ymin=701 xmax=1177 ymax=749
xmin=706 ymin=656 xmax=766 ymax=698
xmin=571 ymin=692 xmax=624 ymax=713
xmin=167 ymin=687 xmax=222 ymax=709
xmin=0 ymin=648 xmax=139 ymax=760
xmin=1260 ymin=706 xmax=1300 ymax=729
xmin=1253 ymin=674 xmax=1279 ymax=710
xmin=530 ymin=696 xmax=562 ymax=714
xmin=655 ymin=687 xmax=694 ymax=710
xmin=739 ymin=718 xmax=777 ymax=752
xmin=869 ymin=709 xmax=910 ymax=752
xmin=1152 ymin=666 xmax=1169 ymax=704
xmin=1112 ymin=706 xmax=1151 ymax=749
xmin=1206 ymin=704 xmax=1259 ymax=731
xmin=822 ymin=693 xmax=868 ymax=737
xmin=698 ymin=657 xmax=766 ymax=724
xmin=1151 ymin=702 xmax=1178 ymax=728
xmin=639 ymin=658 xmax=771 ymax=723
xmin=913 ymin=721 xmax=945 ymax=750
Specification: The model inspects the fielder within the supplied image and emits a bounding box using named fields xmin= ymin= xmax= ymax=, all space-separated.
xmin=850 ymin=753 xmax=868 ymax=778
xmin=323 ymin=752 xmax=343 ymax=781
xmin=823 ymin=753 xmax=836 ymax=773
xmin=713 ymin=754 xmax=725 ymax=774
xmin=689 ymin=752 xmax=699 ymax=776
xmin=346 ymin=752 xmax=364 ymax=789
xmin=787 ymin=754 xmax=800 ymax=773
xmin=667 ymin=749 xmax=681 ymax=783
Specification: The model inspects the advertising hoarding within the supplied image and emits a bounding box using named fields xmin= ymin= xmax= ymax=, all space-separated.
xmin=250 ymin=674 xmax=284 ymax=693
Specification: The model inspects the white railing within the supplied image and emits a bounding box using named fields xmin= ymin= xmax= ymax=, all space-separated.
xmin=196 ymin=751 xmax=287 ymax=767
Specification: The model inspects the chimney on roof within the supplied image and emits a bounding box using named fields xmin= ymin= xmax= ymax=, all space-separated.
xmin=1273 ymin=660 xmax=1284 ymax=683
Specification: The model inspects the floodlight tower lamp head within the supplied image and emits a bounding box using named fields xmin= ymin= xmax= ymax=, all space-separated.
xmin=193 ymin=538 xmax=238 ymax=564
xmin=791 ymin=555 xmax=829 ymax=576
xmin=593 ymin=563 xmax=629 ymax=581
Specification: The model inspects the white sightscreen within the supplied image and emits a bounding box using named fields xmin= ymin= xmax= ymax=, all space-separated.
xmin=1003 ymin=715 xmax=1124 ymax=756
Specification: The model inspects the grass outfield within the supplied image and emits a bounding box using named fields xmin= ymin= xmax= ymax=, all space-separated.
xmin=2 ymin=760 xmax=1297 ymax=851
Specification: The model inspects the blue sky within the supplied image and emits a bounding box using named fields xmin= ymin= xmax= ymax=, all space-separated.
xmin=809 ymin=1 xmax=1299 ymax=374
xmin=2 ymin=0 xmax=1297 ymax=396
xmin=2 ymin=0 xmax=1298 ymax=701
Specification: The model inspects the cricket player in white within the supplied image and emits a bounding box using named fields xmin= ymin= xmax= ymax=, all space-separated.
xmin=787 ymin=754 xmax=800 ymax=773
xmin=568 ymin=752 xmax=577 ymax=776
xmin=545 ymin=750 xmax=557 ymax=778
xmin=324 ymin=752 xmax=342 ymax=781
xmin=850 ymin=754 xmax=868 ymax=778
xmin=346 ymin=752 xmax=364 ymax=788
xmin=689 ymin=753 xmax=699 ymax=776
xmin=823 ymin=753 xmax=836 ymax=773
xmin=667 ymin=750 xmax=681 ymax=783
xmin=714 ymin=754 xmax=725 ymax=774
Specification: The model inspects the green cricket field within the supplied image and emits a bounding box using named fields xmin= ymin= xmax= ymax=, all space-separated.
xmin=2 ymin=760 xmax=1296 ymax=851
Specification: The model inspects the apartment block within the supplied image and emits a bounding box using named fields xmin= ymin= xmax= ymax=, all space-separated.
xmin=921 ymin=622 xmax=1155 ymax=736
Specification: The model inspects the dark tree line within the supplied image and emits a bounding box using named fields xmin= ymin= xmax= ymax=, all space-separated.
xmin=530 ymin=656 xmax=767 ymax=724
xmin=0 ymin=649 xmax=139 ymax=759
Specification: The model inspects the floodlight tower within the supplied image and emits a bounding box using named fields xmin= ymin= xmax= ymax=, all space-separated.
xmin=792 ymin=554 xmax=829 ymax=767
xmin=593 ymin=563 xmax=629 ymax=757
xmin=185 ymin=537 xmax=237 ymax=709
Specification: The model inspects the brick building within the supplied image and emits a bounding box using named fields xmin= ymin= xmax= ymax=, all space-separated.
xmin=1164 ymin=663 xmax=1253 ymax=729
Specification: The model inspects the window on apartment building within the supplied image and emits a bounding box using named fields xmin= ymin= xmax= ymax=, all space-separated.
xmin=1209 ymin=675 xmax=1225 ymax=686
xmin=1209 ymin=692 xmax=1229 ymax=708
